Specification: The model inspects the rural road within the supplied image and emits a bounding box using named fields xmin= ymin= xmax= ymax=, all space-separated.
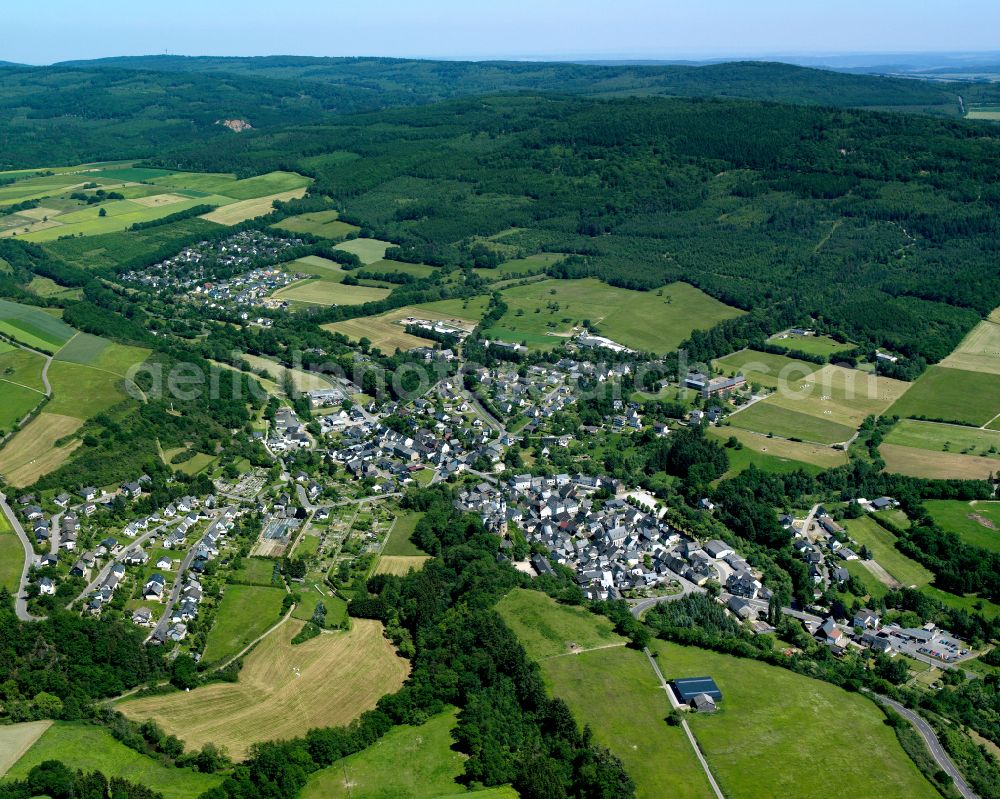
xmin=71 ymin=522 xmax=168 ymax=608
xmin=630 ymin=571 xmax=705 ymax=618
xmin=148 ymin=539 xmax=201 ymax=643
xmin=1 ymin=491 xmax=44 ymax=622
xmin=865 ymin=692 xmax=978 ymax=799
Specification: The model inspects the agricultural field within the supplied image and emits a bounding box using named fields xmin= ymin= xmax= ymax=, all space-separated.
xmin=0 ymin=721 xmax=51 ymax=778
xmin=272 ymin=277 xmax=390 ymax=307
xmin=201 ymin=584 xmax=288 ymax=664
xmin=287 ymin=254 xmax=348 ymax=281
xmin=300 ymin=708 xmax=516 ymax=799
xmin=231 ymin=557 xmax=278 ymax=586
xmin=497 ymin=588 xmax=624 ymax=660
xmin=0 ymin=412 xmax=83 ymax=487
xmin=713 ymin=349 xmax=820 ymax=388
xmin=382 ymin=511 xmax=428 ymax=556
xmin=939 ymin=315 xmax=1000 ymax=375
xmin=2 ymin=722 xmax=221 ymax=799
xmin=373 ymin=555 xmax=431 ymax=575
xmin=238 ymin=353 xmax=334 ymax=392
xmin=0 ymin=510 xmax=22 ymax=594
xmin=878 ymin=443 xmax=998 ymax=481
xmin=361 ymin=259 xmax=437 ymax=279
xmin=728 ymin=402 xmax=855 ymax=446
xmin=707 ymin=426 xmax=847 ymax=475
xmin=200 ymin=188 xmax=308 ymax=225
xmin=0 ymin=299 xmax=75 ymax=352
xmin=121 ymin=619 xmax=408 ymax=761
xmin=842 ymin=516 xmax=934 ymax=588
xmin=923 ymin=500 xmax=1000 ymax=553
xmin=650 ymin=642 xmax=939 ymax=799
xmin=273 ymin=209 xmax=359 ymax=240
xmin=888 ymin=366 xmax=1000 ymax=427
xmin=884 ymin=418 xmax=1000 ymax=460
xmin=324 ymin=297 xmax=489 ymax=352
xmin=0 ymin=381 xmax=43 ymax=431
xmin=334 ymin=237 xmax=394 ymax=264
xmin=54 ymin=333 xmax=149 ymax=375
xmin=766 ymin=332 xmax=854 ymax=358
xmin=475 ymin=252 xmax=566 ymax=280
xmin=44 ymin=360 xmax=128 ymax=418
xmin=484 ymin=279 xmax=743 ymax=354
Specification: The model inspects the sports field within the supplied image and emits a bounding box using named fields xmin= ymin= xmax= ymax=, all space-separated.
xmin=273 ymin=209 xmax=359 ymax=240
xmin=485 ymin=279 xmax=743 ymax=354
xmin=888 ymin=365 xmax=1000 ymax=427
xmin=497 ymin=588 xmax=624 ymax=660
xmin=707 ymin=426 xmax=847 ymax=475
xmin=0 ymin=299 xmax=75 ymax=352
xmin=324 ymin=297 xmax=489 ymax=352
xmin=2 ymin=722 xmax=221 ymax=799
xmin=201 ymin=584 xmax=287 ymax=664
xmin=121 ymin=619 xmax=408 ymax=761
xmin=766 ymin=332 xmax=854 ymax=358
xmin=0 ymin=412 xmax=83 ymax=487
xmin=878 ymin=442 xmax=998 ymax=481
xmin=924 ymin=500 xmax=1000 ymax=553
xmin=842 ymin=516 xmax=933 ymax=588
xmin=713 ymin=349 xmax=820 ymax=389
xmin=272 ymin=278 xmax=390 ymax=306
xmin=939 ymin=316 xmax=1000 ymax=375
xmin=200 ymin=188 xmax=308 ymax=224
xmin=300 ymin=708 xmax=516 ymax=799
xmin=651 ymin=642 xmax=939 ymax=799
xmin=334 ymin=237 xmax=394 ymax=264
xmin=884 ymin=419 xmax=1000 ymax=460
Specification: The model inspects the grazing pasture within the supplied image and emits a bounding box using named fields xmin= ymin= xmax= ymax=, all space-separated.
xmin=2 ymin=722 xmax=221 ymax=799
xmin=651 ymin=642 xmax=939 ymax=799
xmin=707 ymin=426 xmax=847 ymax=475
xmin=121 ymin=619 xmax=408 ymax=761
xmin=333 ymin=237 xmax=394 ymax=264
xmin=45 ymin=361 xmax=127 ymax=418
xmin=497 ymin=588 xmax=623 ymax=660
xmin=486 ymin=279 xmax=743 ymax=354
xmin=923 ymin=500 xmax=1000 ymax=553
xmin=273 ymin=209 xmax=359 ymax=239
xmin=842 ymin=516 xmax=933 ymax=588
xmin=200 ymin=188 xmax=308 ymax=224
xmin=888 ymin=366 xmax=1000 ymax=427
xmin=272 ymin=277 xmax=390 ymax=306
xmin=713 ymin=349 xmax=820 ymax=389
xmin=0 ymin=299 xmax=74 ymax=352
xmin=0 ymin=382 xmax=42 ymax=431
xmin=878 ymin=442 xmax=999 ymax=481
xmin=0 ymin=413 xmax=83 ymax=487
xmin=201 ymin=584 xmax=287 ymax=664
xmin=883 ymin=419 xmax=1000 ymax=461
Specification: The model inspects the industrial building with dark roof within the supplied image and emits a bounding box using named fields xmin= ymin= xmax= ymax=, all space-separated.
xmin=671 ymin=676 xmax=722 ymax=703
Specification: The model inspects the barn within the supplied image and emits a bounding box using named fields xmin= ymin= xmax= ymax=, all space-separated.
xmin=672 ymin=676 xmax=723 ymax=704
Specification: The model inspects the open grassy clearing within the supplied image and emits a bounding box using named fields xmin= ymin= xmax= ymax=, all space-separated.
xmin=288 ymin=254 xmax=349 ymax=281
xmin=149 ymin=169 xmax=311 ymax=200
xmin=239 ymin=353 xmax=334 ymax=392
xmin=0 ymin=721 xmax=51 ymax=778
xmin=26 ymin=275 xmax=81 ymax=299
xmin=475 ymin=252 xmax=567 ymax=279
xmin=200 ymin=187 xmax=308 ymax=224
xmin=497 ymin=588 xmax=624 ymax=660
xmin=888 ymin=365 xmax=1000 ymax=427
xmin=878 ymin=442 xmax=998 ymax=480
xmin=650 ymin=641 xmax=939 ymax=799
xmin=382 ymin=511 xmax=428 ymax=556
xmin=300 ymin=708 xmax=517 ymax=799
xmin=45 ymin=360 xmax=127 ymax=418
xmin=728 ymin=401 xmax=855 ymax=446
xmin=2 ymin=722 xmax=221 ymax=799
xmin=333 ymin=237 xmax=394 ymax=264
xmin=766 ymin=332 xmax=854 ymax=358
xmin=0 ymin=382 xmax=42 ymax=430
xmin=0 ymin=334 xmax=51 ymax=394
xmin=713 ymin=349 xmax=820 ymax=388
xmin=485 ymin=279 xmax=743 ymax=354
xmin=273 ymin=209 xmax=359 ymax=239
xmin=374 ymin=555 xmax=431 ymax=575
xmin=272 ymin=277 xmax=390 ymax=306
xmin=0 ymin=298 xmax=74 ymax=351
xmin=230 ymin=557 xmax=278 ymax=586
xmin=0 ymin=530 xmax=23 ymax=593
xmin=924 ymin=500 xmax=1000 ymax=553
xmin=121 ymin=619 xmax=408 ymax=761
xmin=884 ymin=418 xmax=1000 ymax=460
xmin=324 ymin=298 xmax=488 ymax=352
xmin=0 ymin=412 xmax=83 ymax=487
xmin=707 ymin=426 xmax=847 ymax=475
xmin=362 ymin=258 xmax=437 ymax=279
xmin=842 ymin=516 xmax=934 ymax=588
xmin=201 ymin=584 xmax=287 ymax=664
xmin=939 ymin=316 xmax=1000 ymax=375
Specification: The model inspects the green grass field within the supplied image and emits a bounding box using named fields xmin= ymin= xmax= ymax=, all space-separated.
xmin=924 ymin=500 xmax=1000 ymax=553
xmin=201 ymin=584 xmax=287 ymax=664
xmin=0 ymin=299 xmax=75 ymax=351
xmin=766 ymin=332 xmax=854 ymax=358
xmin=288 ymin=255 xmax=348 ymax=281
xmin=651 ymin=642 xmax=939 ymax=799
xmin=272 ymin=209 xmax=359 ymax=240
xmin=272 ymin=278 xmax=390 ymax=307
xmin=0 ymin=382 xmax=42 ymax=430
xmin=45 ymin=361 xmax=127 ymax=419
xmin=884 ymin=419 xmax=1000 ymax=461
xmin=878 ymin=442 xmax=999 ymax=481
xmin=484 ymin=279 xmax=743 ymax=354
xmin=939 ymin=316 xmax=1000 ymax=375
xmin=728 ymin=401 xmax=855 ymax=445
xmin=497 ymin=589 xmax=624 ymax=660
xmin=0 ymin=521 xmax=23 ymax=593
xmin=230 ymin=557 xmax=278 ymax=586
xmin=475 ymin=252 xmax=566 ymax=280
xmin=334 ymin=238 xmax=394 ymax=264
xmin=713 ymin=349 xmax=820 ymax=388
xmin=362 ymin=259 xmax=437 ymax=279
xmin=2 ymin=722 xmax=221 ymax=799
xmin=707 ymin=426 xmax=845 ymax=476
xmin=842 ymin=516 xmax=934 ymax=588
xmin=888 ymin=366 xmax=1000 ymax=427
xmin=300 ymin=708 xmax=516 ymax=799
xmin=382 ymin=511 xmax=429 ymax=556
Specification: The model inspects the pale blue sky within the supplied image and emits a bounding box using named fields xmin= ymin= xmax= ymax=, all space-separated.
xmin=3 ymin=0 xmax=999 ymax=65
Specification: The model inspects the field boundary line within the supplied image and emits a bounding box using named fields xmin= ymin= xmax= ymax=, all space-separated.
xmin=214 ymin=603 xmax=296 ymax=672
xmin=541 ymin=642 xmax=627 ymax=660
xmin=0 ymin=377 xmax=46 ymax=395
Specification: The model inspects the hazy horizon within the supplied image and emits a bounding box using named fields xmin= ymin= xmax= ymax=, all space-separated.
xmin=3 ymin=0 xmax=999 ymax=66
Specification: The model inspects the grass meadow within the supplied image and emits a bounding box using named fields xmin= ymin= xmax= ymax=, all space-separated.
xmin=888 ymin=366 xmax=1000 ymax=427
xmin=939 ymin=316 xmax=1000 ymax=375
xmin=707 ymin=426 xmax=847 ymax=476
xmin=884 ymin=419 xmax=1000 ymax=460
xmin=0 ymin=299 xmax=75 ymax=352
xmin=334 ymin=238 xmax=394 ymax=264
xmin=0 ymin=412 xmax=83 ymax=487
xmin=878 ymin=443 xmax=998 ymax=481
xmin=713 ymin=349 xmax=820 ymax=389
xmin=924 ymin=500 xmax=1000 ymax=553
xmin=765 ymin=332 xmax=854 ymax=358
xmin=382 ymin=511 xmax=428 ymax=556
xmin=0 ymin=510 xmax=23 ymax=594
xmin=842 ymin=516 xmax=933 ymax=588
xmin=201 ymin=584 xmax=288 ymax=664
xmin=273 ymin=209 xmax=359 ymax=240
xmin=497 ymin=588 xmax=624 ymax=660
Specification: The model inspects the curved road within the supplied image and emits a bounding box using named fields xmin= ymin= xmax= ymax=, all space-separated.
xmin=630 ymin=571 xmax=704 ymax=618
xmin=866 ymin=691 xmax=978 ymax=799
xmin=1 ymin=491 xmax=44 ymax=622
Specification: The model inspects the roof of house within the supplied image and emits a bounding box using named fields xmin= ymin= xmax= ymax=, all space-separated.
xmin=672 ymin=676 xmax=722 ymax=702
